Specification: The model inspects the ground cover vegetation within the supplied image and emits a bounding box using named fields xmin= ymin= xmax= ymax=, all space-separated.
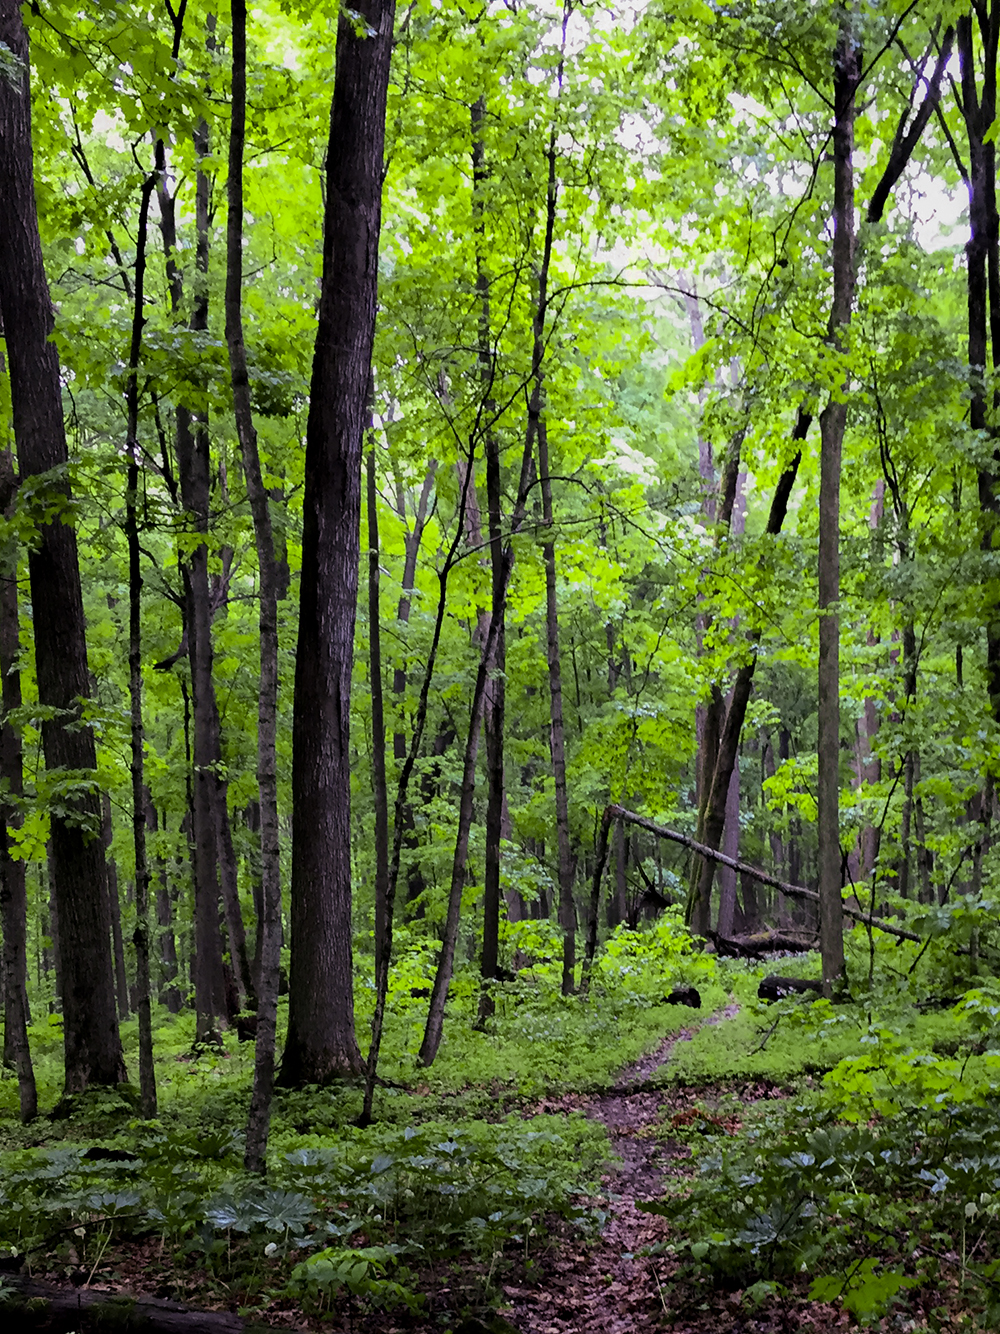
xmin=1 ymin=0 xmax=1000 ymax=1327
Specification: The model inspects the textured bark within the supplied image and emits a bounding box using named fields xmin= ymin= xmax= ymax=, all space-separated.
xmin=227 ymin=0 xmax=285 ymax=1164
xmin=155 ymin=119 xmax=229 ymax=1042
xmin=817 ymin=21 xmax=858 ymax=994
xmin=715 ymin=760 xmax=741 ymax=938
xmin=103 ymin=794 xmax=130 ymax=1021
xmin=957 ymin=13 xmax=1000 ymax=729
xmin=537 ymin=415 xmax=577 ymax=993
xmin=124 ymin=169 xmax=158 ymax=1116
xmin=360 ymin=445 xmax=393 ymax=1125
xmin=0 ymin=450 xmax=37 ymax=1121
xmin=178 ymin=285 xmax=228 ymax=1040
xmin=366 ymin=446 xmax=391 ymax=986
xmin=148 ymin=800 xmax=182 ymax=1013
xmin=472 ymin=95 xmax=507 ymax=1028
xmin=714 ymin=473 xmax=747 ymax=939
xmin=0 ymin=0 xmax=124 ymax=1092
xmin=281 ymin=0 xmax=396 ymax=1086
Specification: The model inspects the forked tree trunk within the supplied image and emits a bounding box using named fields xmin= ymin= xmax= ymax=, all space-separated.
xmin=0 ymin=0 xmax=124 ymax=1093
xmin=281 ymin=0 xmax=396 ymax=1087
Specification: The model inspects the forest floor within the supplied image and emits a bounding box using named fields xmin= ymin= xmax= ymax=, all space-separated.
xmin=498 ymin=1002 xmax=851 ymax=1334
xmin=6 ymin=981 xmax=978 ymax=1334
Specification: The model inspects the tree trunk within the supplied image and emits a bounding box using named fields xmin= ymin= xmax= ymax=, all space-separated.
xmin=156 ymin=124 xmax=229 ymax=1043
xmin=471 ymin=94 xmax=507 ymax=1029
xmin=0 ymin=449 xmax=37 ymax=1121
xmin=226 ymin=0 xmax=286 ymax=1165
xmin=103 ymin=793 xmax=131 ymax=1022
xmin=149 ymin=800 xmax=182 ymax=1013
xmin=715 ymin=759 xmax=741 ymax=938
xmin=281 ymin=0 xmax=396 ymax=1086
xmin=418 ymin=611 xmax=501 ymax=1066
xmin=957 ymin=15 xmax=1000 ymax=734
xmin=537 ymin=416 xmax=577 ymax=993
xmin=0 ymin=0 xmax=124 ymax=1093
xmin=123 ymin=168 xmax=158 ymax=1116
xmin=817 ymin=19 xmax=858 ymax=994
xmin=360 ymin=444 xmax=394 ymax=1125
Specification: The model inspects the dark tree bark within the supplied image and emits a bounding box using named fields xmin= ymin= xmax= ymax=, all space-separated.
xmin=281 ymin=0 xmax=396 ymax=1086
xmin=537 ymin=415 xmax=577 ymax=994
xmin=226 ymin=0 xmax=283 ymax=1167
xmin=957 ymin=12 xmax=1000 ymax=729
xmin=366 ymin=447 xmax=391 ymax=984
xmin=471 ymin=94 xmax=507 ymax=1027
xmin=103 ymin=793 xmax=131 ymax=1022
xmin=124 ymin=169 xmax=159 ymax=1117
xmin=0 ymin=449 xmax=37 ymax=1121
xmin=148 ymin=799 xmax=182 ymax=1013
xmin=0 ymin=0 xmax=124 ymax=1092
xmin=360 ymin=444 xmax=394 ymax=1126
xmin=817 ymin=20 xmax=858 ymax=994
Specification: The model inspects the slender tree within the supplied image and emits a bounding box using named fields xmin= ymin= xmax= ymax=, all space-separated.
xmin=226 ymin=0 xmax=284 ymax=1169
xmin=817 ymin=15 xmax=858 ymax=993
xmin=124 ymin=170 xmax=159 ymax=1118
xmin=0 ymin=447 xmax=36 ymax=1122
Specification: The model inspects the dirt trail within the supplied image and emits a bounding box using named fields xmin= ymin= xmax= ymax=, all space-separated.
xmin=502 ymin=1004 xmax=742 ymax=1334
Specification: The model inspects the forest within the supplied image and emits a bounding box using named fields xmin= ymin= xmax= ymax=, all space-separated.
xmin=1 ymin=0 xmax=999 ymax=1328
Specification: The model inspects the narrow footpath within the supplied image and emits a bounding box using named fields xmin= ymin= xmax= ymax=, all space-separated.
xmin=500 ymin=1002 xmax=810 ymax=1334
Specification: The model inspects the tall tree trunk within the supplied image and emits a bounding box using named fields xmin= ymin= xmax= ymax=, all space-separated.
xmin=281 ymin=0 xmax=396 ymax=1087
xmin=103 ymin=793 xmax=131 ymax=1022
xmin=180 ymin=156 xmax=229 ymax=1043
xmin=0 ymin=449 xmax=37 ymax=1122
xmin=0 ymin=0 xmax=124 ymax=1093
xmin=957 ymin=13 xmax=1000 ymax=733
xmin=418 ymin=607 xmax=502 ymax=1066
xmin=537 ymin=417 xmax=576 ymax=993
xmin=360 ymin=444 xmax=394 ymax=1125
xmin=817 ymin=17 xmax=858 ymax=994
xmin=156 ymin=122 xmax=230 ymax=1042
xmin=148 ymin=800 xmax=182 ymax=1013
xmin=124 ymin=170 xmax=158 ymax=1117
xmin=226 ymin=0 xmax=285 ymax=1167
xmin=472 ymin=94 xmax=506 ymax=1028
xmin=713 ymin=472 xmax=747 ymax=940
xmin=366 ymin=447 xmax=391 ymax=984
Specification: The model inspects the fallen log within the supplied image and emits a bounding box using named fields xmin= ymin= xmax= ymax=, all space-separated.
xmin=710 ymin=929 xmax=819 ymax=959
xmin=758 ymin=974 xmax=824 ymax=1002
xmin=0 ymin=1276 xmax=284 ymax=1334
xmin=601 ymin=806 xmax=926 ymax=947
